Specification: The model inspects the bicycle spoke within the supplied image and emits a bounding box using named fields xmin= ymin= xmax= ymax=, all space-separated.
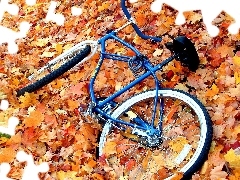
xmin=99 ymin=90 xmax=211 ymax=179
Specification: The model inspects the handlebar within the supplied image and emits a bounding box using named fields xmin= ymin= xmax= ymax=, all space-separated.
xmin=121 ymin=0 xmax=162 ymax=42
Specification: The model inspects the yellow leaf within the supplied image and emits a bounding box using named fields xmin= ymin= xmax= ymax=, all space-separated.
xmin=133 ymin=35 xmax=143 ymax=44
xmin=0 ymin=137 xmax=9 ymax=144
xmin=200 ymin=161 xmax=209 ymax=174
xmin=116 ymin=48 xmax=126 ymax=54
xmin=153 ymin=49 xmax=163 ymax=57
xmin=82 ymin=163 xmax=93 ymax=173
xmin=169 ymin=136 xmax=188 ymax=152
xmin=152 ymin=153 xmax=165 ymax=167
xmin=55 ymin=43 xmax=63 ymax=54
xmin=119 ymin=176 xmax=128 ymax=180
xmin=63 ymin=43 xmax=74 ymax=51
xmin=98 ymin=2 xmax=110 ymax=12
xmin=233 ymin=56 xmax=240 ymax=67
xmin=103 ymin=141 xmax=117 ymax=156
xmin=126 ymin=111 xmax=137 ymax=119
xmin=51 ymin=79 xmax=65 ymax=89
xmin=115 ymin=82 xmax=122 ymax=91
xmin=224 ymin=149 xmax=240 ymax=168
xmin=171 ymin=172 xmax=184 ymax=180
xmin=35 ymin=24 xmax=41 ymax=31
xmin=189 ymin=13 xmax=202 ymax=23
xmin=142 ymin=150 xmax=151 ymax=170
xmin=40 ymin=51 xmax=55 ymax=58
xmin=212 ymin=83 xmax=219 ymax=93
xmin=57 ymin=170 xmax=83 ymax=180
xmin=234 ymin=72 xmax=240 ymax=85
xmin=98 ymin=6 xmax=105 ymax=12
xmin=19 ymin=93 xmax=38 ymax=108
xmin=206 ymin=83 xmax=219 ymax=97
xmin=33 ymin=38 xmax=50 ymax=47
xmin=232 ymin=125 xmax=240 ymax=140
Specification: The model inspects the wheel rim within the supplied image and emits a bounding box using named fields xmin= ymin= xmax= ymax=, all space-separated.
xmin=99 ymin=90 xmax=210 ymax=179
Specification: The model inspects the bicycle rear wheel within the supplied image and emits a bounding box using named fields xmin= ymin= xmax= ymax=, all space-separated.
xmin=98 ymin=89 xmax=212 ymax=179
xmin=16 ymin=45 xmax=91 ymax=97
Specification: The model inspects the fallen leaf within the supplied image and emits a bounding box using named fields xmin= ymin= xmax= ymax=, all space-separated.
xmin=23 ymin=110 xmax=44 ymax=127
xmin=55 ymin=43 xmax=63 ymax=54
xmin=40 ymin=51 xmax=56 ymax=58
xmin=0 ymin=148 xmax=16 ymax=163
xmin=224 ymin=148 xmax=240 ymax=168
xmin=153 ymin=49 xmax=163 ymax=57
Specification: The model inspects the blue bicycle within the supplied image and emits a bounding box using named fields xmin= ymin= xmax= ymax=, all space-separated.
xmin=17 ymin=0 xmax=212 ymax=179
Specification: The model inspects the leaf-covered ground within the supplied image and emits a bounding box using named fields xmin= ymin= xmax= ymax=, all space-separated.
xmin=1 ymin=0 xmax=240 ymax=179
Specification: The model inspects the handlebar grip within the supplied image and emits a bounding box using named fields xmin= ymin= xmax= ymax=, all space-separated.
xmin=121 ymin=0 xmax=162 ymax=42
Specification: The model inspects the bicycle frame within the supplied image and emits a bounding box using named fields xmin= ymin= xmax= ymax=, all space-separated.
xmin=30 ymin=0 xmax=175 ymax=135
xmin=88 ymin=30 xmax=175 ymax=135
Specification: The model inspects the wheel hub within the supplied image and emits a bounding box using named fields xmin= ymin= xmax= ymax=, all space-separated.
xmin=132 ymin=128 xmax=163 ymax=147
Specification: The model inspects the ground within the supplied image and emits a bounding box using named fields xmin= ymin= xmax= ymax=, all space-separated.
xmin=0 ymin=0 xmax=240 ymax=179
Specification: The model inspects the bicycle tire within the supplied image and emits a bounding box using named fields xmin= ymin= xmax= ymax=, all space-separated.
xmin=98 ymin=89 xmax=212 ymax=179
xmin=17 ymin=45 xmax=91 ymax=97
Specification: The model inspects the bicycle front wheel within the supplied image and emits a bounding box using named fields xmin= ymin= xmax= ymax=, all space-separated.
xmin=16 ymin=45 xmax=91 ymax=97
xmin=98 ymin=89 xmax=212 ymax=179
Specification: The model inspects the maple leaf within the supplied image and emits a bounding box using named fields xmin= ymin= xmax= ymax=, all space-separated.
xmin=234 ymin=72 xmax=240 ymax=85
xmin=103 ymin=141 xmax=117 ymax=157
xmin=23 ymin=110 xmax=44 ymax=128
xmin=19 ymin=92 xmax=38 ymax=108
xmin=67 ymin=99 xmax=79 ymax=110
xmin=98 ymin=2 xmax=110 ymax=12
xmin=229 ymin=169 xmax=240 ymax=180
xmin=32 ymin=38 xmax=50 ymax=47
xmin=205 ymin=83 xmax=219 ymax=97
xmin=69 ymin=71 xmax=86 ymax=84
xmin=6 ymin=132 xmax=21 ymax=146
xmin=233 ymin=55 xmax=240 ymax=67
xmin=153 ymin=48 xmax=163 ymax=57
xmin=92 ymin=173 xmax=104 ymax=180
xmin=216 ymin=44 xmax=234 ymax=58
xmin=21 ymin=127 xmax=39 ymax=147
xmin=55 ymin=43 xmax=63 ymax=54
xmin=63 ymin=43 xmax=74 ymax=51
xmin=231 ymin=125 xmax=240 ymax=140
xmin=125 ymin=159 xmax=136 ymax=171
xmin=0 ymin=147 xmax=16 ymax=163
xmin=224 ymin=149 xmax=240 ymax=168
xmin=66 ymin=82 xmax=85 ymax=96
xmin=40 ymin=51 xmax=56 ymax=58
xmin=184 ymin=12 xmax=202 ymax=24
xmin=116 ymin=139 xmax=131 ymax=154
xmin=154 ymin=168 xmax=168 ymax=179
xmin=57 ymin=170 xmax=83 ymax=180
xmin=171 ymin=172 xmax=184 ymax=180
xmin=169 ymin=136 xmax=189 ymax=153
xmin=213 ymin=124 xmax=226 ymax=139
xmin=51 ymin=79 xmax=65 ymax=89
xmin=208 ymin=144 xmax=226 ymax=167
